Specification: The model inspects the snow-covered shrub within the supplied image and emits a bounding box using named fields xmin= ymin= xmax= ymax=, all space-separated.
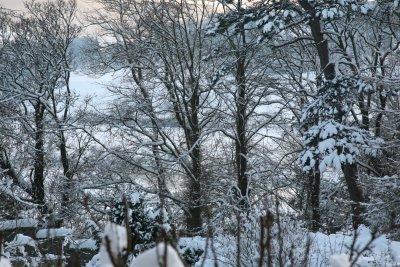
xmin=4 ymin=234 xmax=39 ymax=257
xmin=364 ymin=175 xmax=400 ymax=239
xmin=318 ymin=176 xmax=352 ymax=233
xmin=180 ymin=246 xmax=203 ymax=265
xmin=85 ymin=222 xmax=128 ymax=267
xmin=178 ymin=237 xmax=204 ymax=265
xmin=309 ymin=225 xmax=399 ymax=266
xmin=84 ymin=219 xmax=102 ymax=248
xmin=210 ymin=210 xmax=311 ymax=266
xmin=111 ymin=192 xmax=171 ymax=256
xmin=210 ymin=191 xmax=313 ymax=267
xmin=99 ymin=223 xmax=127 ymax=267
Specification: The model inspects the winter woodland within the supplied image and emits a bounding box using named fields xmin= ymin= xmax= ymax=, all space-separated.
xmin=1 ymin=0 xmax=400 ymax=266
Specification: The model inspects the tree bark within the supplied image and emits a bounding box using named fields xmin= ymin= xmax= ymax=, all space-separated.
xmin=309 ymin=164 xmax=321 ymax=232
xmin=59 ymin=130 xmax=73 ymax=217
xmin=236 ymin=51 xmax=249 ymax=207
xmin=164 ymin=68 xmax=204 ymax=234
xmin=32 ymin=103 xmax=47 ymax=214
xmin=185 ymin=105 xmax=203 ymax=234
xmin=342 ymin=163 xmax=365 ymax=229
xmin=234 ymin=6 xmax=249 ymax=209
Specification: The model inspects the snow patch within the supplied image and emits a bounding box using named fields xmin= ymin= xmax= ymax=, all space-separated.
xmin=0 ymin=218 xmax=38 ymax=230
xmin=85 ymin=253 xmax=100 ymax=267
xmin=69 ymin=239 xmax=98 ymax=250
xmin=129 ymin=192 xmax=141 ymax=204
xmin=99 ymin=223 xmax=127 ymax=267
xmin=0 ymin=257 xmax=12 ymax=267
xmin=129 ymin=243 xmax=184 ymax=267
xmin=36 ymin=227 xmax=73 ymax=239
xmin=330 ymin=254 xmax=350 ymax=267
xmin=6 ymin=234 xmax=37 ymax=247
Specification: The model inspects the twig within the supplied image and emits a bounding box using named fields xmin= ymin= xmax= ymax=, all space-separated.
xmin=349 ymin=229 xmax=379 ymax=267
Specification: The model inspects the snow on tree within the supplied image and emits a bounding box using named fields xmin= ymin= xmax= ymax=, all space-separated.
xmin=111 ymin=192 xmax=171 ymax=256
xmin=0 ymin=0 xmax=82 ymax=218
xmin=4 ymin=234 xmax=39 ymax=257
xmin=330 ymin=254 xmax=351 ymax=267
xmin=300 ymin=77 xmax=382 ymax=174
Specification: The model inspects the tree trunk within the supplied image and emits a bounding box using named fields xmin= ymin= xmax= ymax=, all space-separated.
xmin=236 ymin=58 xmax=248 ymax=206
xmin=185 ymin=116 xmax=203 ymax=234
xmin=309 ymin=164 xmax=321 ymax=232
xmin=342 ymin=163 xmax=365 ymax=229
xmin=59 ymin=130 xmax=73 ymax=218
xmin=32 ymin=104 xmax=47 ymax=214
xmin=235 ymin=16 xmax=249 ymax=209
xmin=131 ymin=66 xmax=168 ymax=206
xmin=299 ymin=1 xmax=335 ymax=80
xmin=186 ymin=177 xmax=202 ymax=234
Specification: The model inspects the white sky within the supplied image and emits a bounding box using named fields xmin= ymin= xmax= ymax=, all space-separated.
xmin=1 ymin=0 xmax=25 ymax=10
xmin=1 ymin=0 xmax=97 ymax=11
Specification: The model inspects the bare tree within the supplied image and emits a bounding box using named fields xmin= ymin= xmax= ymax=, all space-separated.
xmin=0 ymin=0 xmax=82 ymax=218
xmin=88 ymin=0 xmax=222 ymax=234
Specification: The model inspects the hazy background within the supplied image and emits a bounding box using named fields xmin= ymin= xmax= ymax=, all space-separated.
xmin=1 ymin=0 xmax=97 ymax=11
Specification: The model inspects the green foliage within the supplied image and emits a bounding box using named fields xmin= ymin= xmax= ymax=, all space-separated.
xmin=111 ymin=192 xmax=171 ymax=256
xmin=180 ymin=245 xmax=204 ymax=265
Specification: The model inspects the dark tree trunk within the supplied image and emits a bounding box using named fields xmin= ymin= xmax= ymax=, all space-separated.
xmin=185 ymin=108 xmax=203 ymax=234
xmin=375 ymin=84 xmax=387 ymax=137
xmin=165 ymin=71 xmax=204 ymax=234
xmin=236 ymin=55 xmax=248 ymax=204
xmin=358 ymin=94 xmax=370 ymax=131
xmin=299 ymin=0 xmax=328 ymax=231
xmin=235 ymin=16 xmax=249 ymax=209
xmin=309 ymin=164 xmax=321 ymax=232
xmin=59 ymin=130 xmax=73 ymax=217
xmin=186 ymin=169 xmax=202 ymax=235
xmin=32 ymin=104 xmax=47 ymax=214
xmin=342 ymin=163 xmax=365 ymax=229
xmin=299 ymin=1 xmax=335 ymax=81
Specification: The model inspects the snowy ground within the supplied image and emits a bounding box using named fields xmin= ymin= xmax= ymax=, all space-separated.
xmin=69 ymin=72 xmax=115 ymax=107
xmin=186 ymin=226 xmax=400 ymax=267
xmin=308 ymin=226 xmax=400 ymax=266
xmin=83 ymin=224 xmax=400 ymax=267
